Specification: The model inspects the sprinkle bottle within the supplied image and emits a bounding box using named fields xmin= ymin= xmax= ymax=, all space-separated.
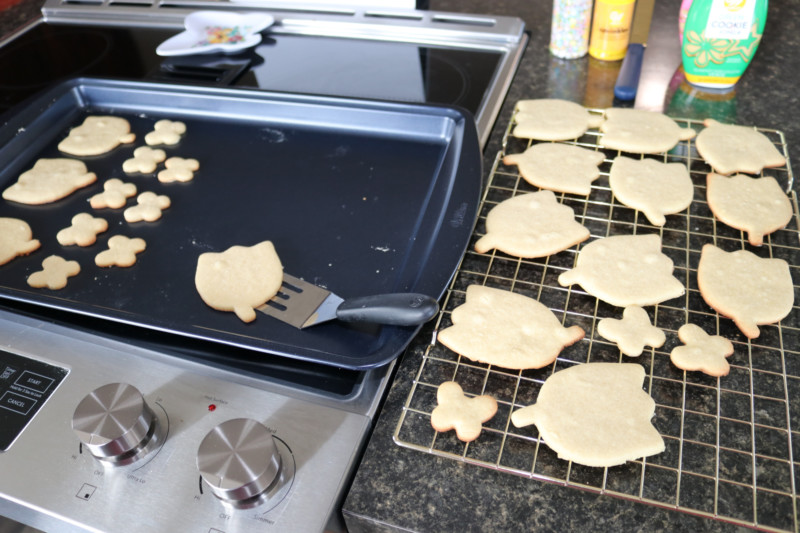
xmin=588 ymin=0 xmax=636 ymax=61
xmin=550 ymin=0 xmax=593 ymax=59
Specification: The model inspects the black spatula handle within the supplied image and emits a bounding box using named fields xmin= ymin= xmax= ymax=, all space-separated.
xmin=336 ymin=293 xmax=439 ymax=326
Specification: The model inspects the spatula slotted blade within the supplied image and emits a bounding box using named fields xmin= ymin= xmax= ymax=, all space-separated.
xmin=257 ymin=273 xmax=342 ymax=329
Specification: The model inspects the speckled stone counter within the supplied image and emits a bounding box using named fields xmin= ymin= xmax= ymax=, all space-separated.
xmin=343 ymin=0 xmax=800 ymax=532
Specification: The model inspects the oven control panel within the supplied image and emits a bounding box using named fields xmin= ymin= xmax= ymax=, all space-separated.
xmin=0 ymin=351 xmax=68 ymax=451
xmin=0 ymin=312 xmax=371 ymax=533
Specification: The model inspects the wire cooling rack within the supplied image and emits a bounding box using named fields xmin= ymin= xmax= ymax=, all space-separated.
xmin=394 ymin=114 xmax=800 ymax=532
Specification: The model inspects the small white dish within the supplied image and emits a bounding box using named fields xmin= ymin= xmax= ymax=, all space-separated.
xmin=156 ymin=11 xmax=275 ymax=57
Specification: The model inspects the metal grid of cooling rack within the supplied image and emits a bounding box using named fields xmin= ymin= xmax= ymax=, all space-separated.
xmin=394 ymin=115 xmax=800 ymax=532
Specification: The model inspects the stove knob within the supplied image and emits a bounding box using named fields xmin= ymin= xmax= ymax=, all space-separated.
xmin=72 ymin=383 xmax=160 ymax=465
xmin=197 ymin=418 xmax=281 ymax=507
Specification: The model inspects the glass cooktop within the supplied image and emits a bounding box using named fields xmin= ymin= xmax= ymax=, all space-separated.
xmin=0 ymin=23 xmax=502 ymax=124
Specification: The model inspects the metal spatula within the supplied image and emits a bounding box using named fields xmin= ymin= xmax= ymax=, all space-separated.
xmin=256 ymin=273 xmax=439 ymax=329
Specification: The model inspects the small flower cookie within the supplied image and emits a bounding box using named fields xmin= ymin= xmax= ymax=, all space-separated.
xmin=124 ymin=191 xmax=171 ymax=222
xmin=27 ymin=255 xmax=80 ymax=290
xmin=123 ymin=146 xmax=167 ymax=174
xmin=597 ymin=306 xmax=666 ymax=357
xmin=158 ymin=157 xmax=199 ymax=183
xmin=56 ymin=213 xmax=108 ymax=247
xmin=0 ymin=217 xmax=40 ymax=266
xmin=430 ymin=381 xmax=498 ymax=442
xmin=95 ymin=235 xmax=146 ymax=267
xmin=89 ymin=179 xmax=137 ymax=209
xmin=145 ymin=119 xmax=186 ymax=146
xmin=670 ymin=323 xmax=734 ymax=377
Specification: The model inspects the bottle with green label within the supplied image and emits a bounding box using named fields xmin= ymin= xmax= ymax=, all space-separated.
xmin=681 ymin=0 xmax=768 ymax=89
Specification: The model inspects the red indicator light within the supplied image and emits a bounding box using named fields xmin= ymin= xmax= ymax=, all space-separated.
xmin=208 ymin=404 xmax=216 ymax=412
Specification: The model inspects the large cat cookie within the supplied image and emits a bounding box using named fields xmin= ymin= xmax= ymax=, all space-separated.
xmin=503 ymin=143 xmax=605 ymax=196
xmin=511 ymin=363 xmax=664 ymax=467
xmin=437 ymin=285 xmax=584 ymax=370
xmin=558 ymin=234 xmax=685 ymax=307
xmin=706 ymin=173 xmax=792 ymax=246
xmin=474 ymin=190 xmax=590 ymax=258
xmin=697 ymin=244 xmax=793 ymax=339
xmin=195 ymin=241 xmax=283 ymax=323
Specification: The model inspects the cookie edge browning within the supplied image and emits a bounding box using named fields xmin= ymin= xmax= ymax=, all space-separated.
xmin=669 ymin=323 xmax=734 ymax=377
xmin=697 ymin=243 xmax=793 ymax=339
xmin=430 ymin=381 xmax=498 ymax=442
xmin=706 ymin=173 xmax=792 ymax=246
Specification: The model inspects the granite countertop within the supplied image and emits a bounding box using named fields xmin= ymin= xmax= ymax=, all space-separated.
xmin=344 ymin=0 xmax=800 ymax=532
xmin=1 ymin=0 xmax=798 ymax=531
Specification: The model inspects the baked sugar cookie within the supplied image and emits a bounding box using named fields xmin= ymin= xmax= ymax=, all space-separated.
xmin=670 ymin=323 xmax=734 ymax=377
xmin=696 ymin=119 xmax=786 ymax=175
xmin=158 ymin=157 xmax=199 ymax=183
xmin=95 ymin=235 xmax=146 ymax=267
xmin=195 ymin=241 xmax=283 ymax=323
xmin=89 ymin=179 xmax=137 ymax=209
xmin=609 ymin=156 xmax=694 ymax=226
xmin=58 ymin=116 xmax=135 ymax=156
xmin=437 ymin=285 xmax=584 ymax=370
xmin=0 ymin=218 xmax=40 ymax=265
xmin=56 ymin=213 xmax=108 ymax=247
xmin=27 ymin=255 xmax=80 ymax=290
xmin=597 ymin=306 xmax=666 ymax=357
xmin=431 ymin=381 xmax=498 ymax=442
xmin=706 ymin=173 xmax=792 ymax=246
xmin=503 ymin=143 xmax=605 ymax=196
xmin=124 ymin=191 xmax=171 ymax=222
xmin=511 ymin=363 xmax=664 ymax=467
xmin=599 ymin=108 xmax=696 ymax=154
xmin=475 ymin=190 xmax=590 ymax=258
xmin=123 ymin=146 xmax=167 ymax=174
xmin=558 ymin=234 xmax=685 ymax=307
xmin=697 ymin=244 xmax=793 ymax=339
xmin=145 ymin=120 xmax=186 ymax=146
xmin=512 ymin=99 xmax=603 ymax=141
xmin=3 ymin=159 xmax=96 ymax=205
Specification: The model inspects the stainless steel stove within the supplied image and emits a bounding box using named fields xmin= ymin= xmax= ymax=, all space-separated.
xmin=0 ymin=4 xmax=525 ymax=532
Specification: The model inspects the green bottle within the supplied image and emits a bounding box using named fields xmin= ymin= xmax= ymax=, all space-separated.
xmin=681 ymin=0 xmax=768 ymax=89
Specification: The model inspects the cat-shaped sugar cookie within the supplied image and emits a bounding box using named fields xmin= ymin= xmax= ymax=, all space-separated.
xmin=511 ymin=363 xmax=664 ymax=467
xmin=475 ymin=190 xmax=590 ymax=258
xmin=437 ymin=285 xmax=584 ymax=370
xmin=195 ymin=241 xmax=283 ymax=323
xmin=697 ymin=244 xmax=793 ymax=339
xmin=558 ymin=234 xmax=685 ymax=307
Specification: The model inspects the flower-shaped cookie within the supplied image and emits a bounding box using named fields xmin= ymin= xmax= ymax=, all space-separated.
xmin=597 ymin=306 xmax=666 ymax=357
xmin=123 ymin=146 xmax=167 ymax=174
xmin=89 ymin=179 xmax=138 ymax=209
xmin=56 ymin=213 xmax=108 ymax=247
xmin=27 ymin=255 xmax=80 ymax=290
xmin=145 ymin=120 xmax=186 ymax=146
xmin=95 ymin=235 xmax=146 ymax=267
xmin=158 ymin=157 xmax=200 ymax=183
xmin=430 ymin=381 xmax=497 ymax=442
xmin=0 ymin=217 xmax=40 ymax=266
xmin=124 ymin=191 xmax=171 ymax=222
xmin=670 ymin=323 xmax=734 ymax=377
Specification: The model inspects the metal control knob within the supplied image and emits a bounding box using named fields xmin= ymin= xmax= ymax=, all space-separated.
xmin=72 ymin=383 xmax=160 ymax=465
xmin=197 ymin=418 xmax=281 ymax=508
